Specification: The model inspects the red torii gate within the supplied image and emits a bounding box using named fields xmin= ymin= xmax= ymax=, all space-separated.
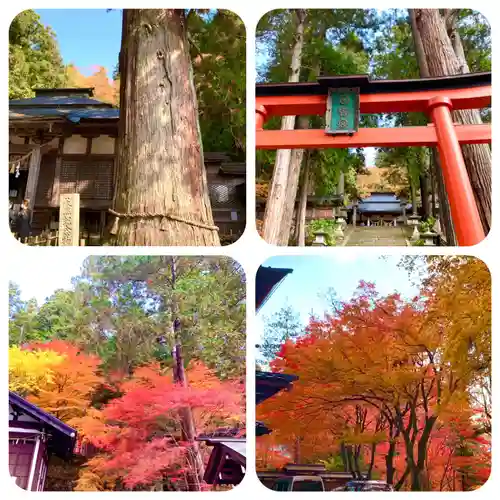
xmin=256 ymin=72 xmax=491 ymax=246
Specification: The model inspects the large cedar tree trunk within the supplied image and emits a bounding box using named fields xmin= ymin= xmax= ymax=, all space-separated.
xmin=297 ymin=151 xmax=311 ymax=246
xmin=279 ymin=115 xmax=310 ymax=244
xmin=414 ymin=9 xmax=491 ymax=234
xmin=170 ymin=257 xmax=205 ymax=490
xmin=409 ymin=9 xmax=456 ymax=243
xmin=275 ymin=23 xmax=327 ymax=245
xmin=112 ymin=10 xmax=219 ymax=246
xmin=263 ymin=9 xmax=306 ymax=245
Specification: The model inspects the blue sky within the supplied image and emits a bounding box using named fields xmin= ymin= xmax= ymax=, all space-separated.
xmin=11 ymin=253 xmax=85 ymax=304
xmin=256 ymin=255 xmax=421 ymax=342
xmin=36 ymin=9 xmax=122 ymax=79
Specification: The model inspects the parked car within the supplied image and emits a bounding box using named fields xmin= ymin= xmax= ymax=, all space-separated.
xmin=271 ymin=476 xmax=325 ymax=491
xmin=335 ymin=480 xmax=394 ymax=492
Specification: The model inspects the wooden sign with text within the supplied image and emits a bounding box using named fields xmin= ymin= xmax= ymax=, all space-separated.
xmin=59 ymin=193 xmax=80 ymax=246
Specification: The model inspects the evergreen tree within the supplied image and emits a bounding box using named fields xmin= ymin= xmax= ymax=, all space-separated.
xmin=9 ymin=9 xmax=67 ymax=98
xmin=261 ymin=303 xmax=303 ymax=362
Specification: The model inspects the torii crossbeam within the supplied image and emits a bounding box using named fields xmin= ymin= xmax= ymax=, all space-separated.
xmin=256 ymin=72 xmax=492 ymax=246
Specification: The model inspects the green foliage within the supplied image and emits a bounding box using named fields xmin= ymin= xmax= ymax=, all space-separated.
xmin=307 ymin=218 xmax=338 ymax=246
xmin=412 ymin=239 xmax=425 ymax=246
xmin=9 ymin=282 xmax=43 ymax=345
xmin=312 ymin=149 xmax=365 ymax=198
xmin=189 ymin=10 xmax=246 ymax=158
xmin=261 ymin=304 xmax=303 ymax=363
xmin=376 ymin=146 xmax=430 ymax=199
xmin=79 ymin=256 xmax=246 ymax=379
xmin=457 ymin=9 xmax=491 ymax=73
xmin=256 ymin=10 xmax=373 ymax=195
xmin=320 ymin=455 xmax=347 ymax=472
xmin=419 ymin=216 xmax=436 ymax=233
xmin=9 ymin=9 xmax=67 ymax=98
xmin=9 ymin=257 xmax=246 ymax=380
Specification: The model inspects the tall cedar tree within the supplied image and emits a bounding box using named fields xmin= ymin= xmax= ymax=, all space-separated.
xmin=263 ymin=10 xmax=306 ymax=245
xmin=414 ymin=9 xmax=491 ymax=234
xmin=112 ymin=10 xmax=219 ymax=246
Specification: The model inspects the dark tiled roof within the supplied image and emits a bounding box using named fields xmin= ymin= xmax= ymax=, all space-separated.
xmin=34 ymin=87 xmax=94 ymax=96
xmin=219 ymin=163 xmax=246 ymax=176
xmin=9 ymin=107 xmax=119 ymax=122
xmin=9 ymin=391 xmax=77 ymax=458
xmin=10 ymin=89 xmax=117 ymax=123
xmin=202 ymin=439 xmax=246 ymax=485
xmin=353 ymin=192 xmax=411 ymax=214
xmin=256 ymin=266 xmax=293 ymax=311
xmin=256 ymin=371 xmax=298 ymax=404
xmin=256 ymin=421 xmax=271 ymax=436
xmin=10 ymin=96 xmax=112 ymax=108
xmin=257 ymin=71 xmax=492 ymax=97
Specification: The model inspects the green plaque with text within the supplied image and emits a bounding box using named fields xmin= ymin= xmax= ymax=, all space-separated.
xmin=325 ymin=88 xmax=360 ymax=135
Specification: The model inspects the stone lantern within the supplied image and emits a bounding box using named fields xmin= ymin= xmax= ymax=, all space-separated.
xmin=420 ymin=230 xmax=437 ymax=246
xmin=407 ymin=215 xmax=422 ymax=227
xmin=312 ymin=231 xmax=328 ymax=246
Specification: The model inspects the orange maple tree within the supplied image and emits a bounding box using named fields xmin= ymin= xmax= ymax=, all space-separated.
xmin=10 ymin=340 xmax=245 ymax=491
xmin=66 ymin=64 xmax=118 ymax=105
xmin=257 ymin=258 xmax=491 ymax=491
xmin=73 ymin=361 xmax=244 ymax=490
xmin=22 ymin=340 xmax=105 ymax=421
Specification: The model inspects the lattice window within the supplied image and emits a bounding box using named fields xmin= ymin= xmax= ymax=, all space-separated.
xmin=60 ymin=159 xmax=114 ymax=200
xmin=209 ymin=183 xmax=238 ymax=207
xmin=60 ymin=161 xmax=77 ymax=194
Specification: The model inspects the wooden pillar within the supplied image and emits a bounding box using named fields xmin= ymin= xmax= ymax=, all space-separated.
xmin=427 ymin=96 xmax=484 ymax=246
xmin=256 ymin=105 xmax=268 ymax=130
xmin=51 ymin=137 xmax=65 ymax=207
xmin=58 ymin=193 xmax=80 ymax=246
xmin=26 ymin=435 xmax=41 ymax=491
xmin=100 ymin=210 xmax=107 ymax=238
xmin=24 ymin=146 xmax=41 ymax=213
xmin=352 ymin=203 xmax=357 ymax=227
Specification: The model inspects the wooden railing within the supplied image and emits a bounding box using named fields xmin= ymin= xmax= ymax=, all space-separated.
xmin=13 ymin=223 xmax=241 ymax=246
xmin=15 ymin=231 xmax=59 ymax=246
xmin=14 ymin=230 xmax=103 ymax=246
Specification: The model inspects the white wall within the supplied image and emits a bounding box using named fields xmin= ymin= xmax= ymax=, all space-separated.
xmin=91 ymin=135 xmax=115 ymax=155
xmin=63 ymin=135 xmax=87 ymax=154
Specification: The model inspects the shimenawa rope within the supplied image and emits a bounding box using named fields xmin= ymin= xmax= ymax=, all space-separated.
xmin=108 ymin=208 xmax=219 ymax=235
